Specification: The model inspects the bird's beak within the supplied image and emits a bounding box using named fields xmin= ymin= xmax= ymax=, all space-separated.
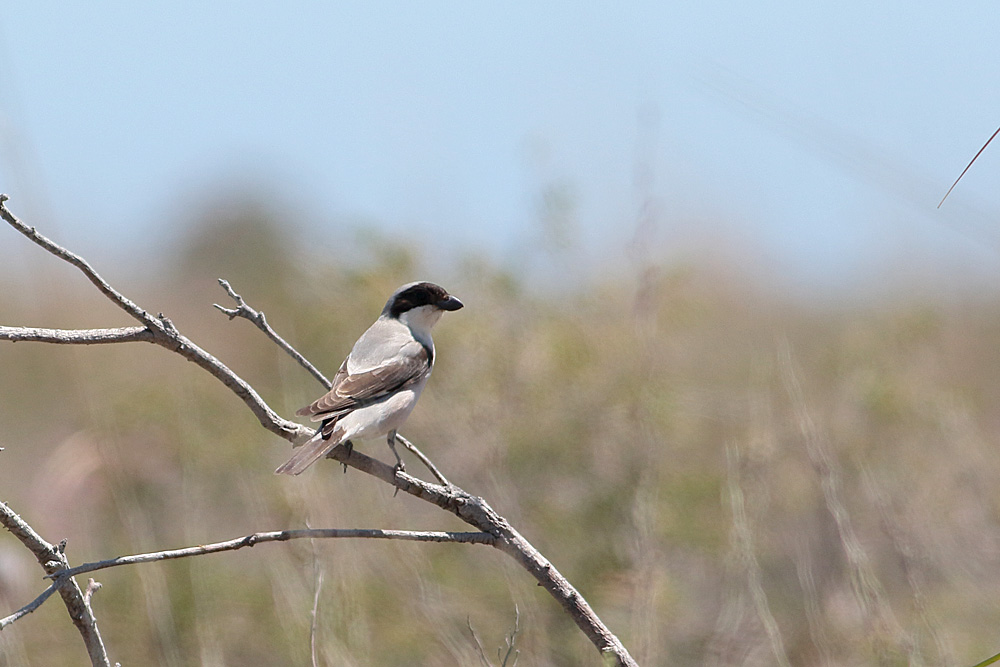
xmin=437 ymin=295 xmax=464 ymax=311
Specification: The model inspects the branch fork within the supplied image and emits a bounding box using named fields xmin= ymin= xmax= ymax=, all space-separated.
xmin=0 ymin=195 xmax=638 ymax=667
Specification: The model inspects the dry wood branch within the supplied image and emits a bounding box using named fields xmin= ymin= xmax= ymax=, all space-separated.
xmin=45 ymin=528 xmax=495 ymax=583
xmin=0 ymin=580 xmax=62 ymax=630
xmin=0 ymin=501 xmax=110 ymax=666
xmin=0 ymin=194 xmax=152 ymax=324
xmin=83 ymin=579 xmax=102 ymax=606
xmin=0 ymin=195 xmax=638 ymax=667
xmin=0 ymin=325 xmax=154 ymax=345
xmin=213 ymin=278 xmax=332 ymax=388
xmin=0 ymin=195 xmax=306 ymax=444
xmin=396 ymin=433 xmax=451 ymax=487
xmin=321 ymin=444 xmax=637 ymax=664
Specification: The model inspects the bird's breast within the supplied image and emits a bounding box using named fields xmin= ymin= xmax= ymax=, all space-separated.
xmin=335 ymin=384 xmax=425 ymax=442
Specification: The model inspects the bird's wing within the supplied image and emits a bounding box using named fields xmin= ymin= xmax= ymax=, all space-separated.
xmin=295 ymin=343 xmax=430 ymax=420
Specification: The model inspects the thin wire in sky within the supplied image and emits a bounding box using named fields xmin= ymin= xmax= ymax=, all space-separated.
xmin=938 ymin=126 xmax=1000 ymax=208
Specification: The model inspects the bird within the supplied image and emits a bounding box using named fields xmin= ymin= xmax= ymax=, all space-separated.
xmin=275 ymin=281 xmax=463 ymax=475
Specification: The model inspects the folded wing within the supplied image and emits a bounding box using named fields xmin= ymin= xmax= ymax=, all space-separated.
xmin=296 ymin=343 xmax=431 ymax=423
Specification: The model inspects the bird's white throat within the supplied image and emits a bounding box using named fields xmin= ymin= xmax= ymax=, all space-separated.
xmin=398 ymin=304 xmax=444 ymax=340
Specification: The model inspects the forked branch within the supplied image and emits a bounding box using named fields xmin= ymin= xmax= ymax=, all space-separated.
xmin=0 ymin=501 xmax=110 ymax=666
xmin=0 ymin=194 xmax=305 ymax=444
xmin=46 ymin=528 xmax=495 ymax=584
xmin=213 ymin=278 xmax=331 ymax=388
xmin=0 ymin=194 xmax=638 ymax=667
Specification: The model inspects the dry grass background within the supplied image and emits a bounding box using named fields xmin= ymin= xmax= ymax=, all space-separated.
xmin=3 ymin=204 xmax=1000 ymax=666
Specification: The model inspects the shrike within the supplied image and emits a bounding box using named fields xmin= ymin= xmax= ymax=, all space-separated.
xmin=275 ymin=281 xmax=463 ymax=475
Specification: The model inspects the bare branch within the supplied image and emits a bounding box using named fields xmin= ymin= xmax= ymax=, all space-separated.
xmin=0 ymin=325 xmax=154 ymax=345
xmin=466 ymin=607 xmax=520 ymax=667
xmin=0 ymin=195 xmax=155 ymax=326
xmin=0 ymin=500 xmax=111 ymax=666
xmin=320 ymin=445 xmax=638 ymax=665
xmin=145 ymin=322 xmax=308 ymax=442
xmin=0 ymin=581 xmax=62 ymax=630
xmin=0 ymin=196 xmax=639 ymax=667
xmin=83 ymin=579 xmax=102 ymax=606
xmin=213 ymin=278 xmax=332 ymax=388
xmin=396 ymin=433 xmax=451 ymax=487
xmin=500 ymin=605 xmax=521 ymax=666
xmin=0 ymin=196 xmax=307 ymax=444
xmin=2 ymin=524 xmax=493 ymax=631
xmin=467 ymin=617 xmax=493 ymax=667
xmin=45 ymin=528 xmax=494 ymax=583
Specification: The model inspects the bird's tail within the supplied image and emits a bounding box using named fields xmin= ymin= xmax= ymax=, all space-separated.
xmin=274 ymin=431 xmax=336 ymax=475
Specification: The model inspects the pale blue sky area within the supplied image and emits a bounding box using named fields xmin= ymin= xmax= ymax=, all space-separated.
xmin=2 ymin=3 xmax=999 ymax=294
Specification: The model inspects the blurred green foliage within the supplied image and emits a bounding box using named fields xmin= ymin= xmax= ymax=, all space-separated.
xmin=3 ymin=206 xmax=1000 ymax=666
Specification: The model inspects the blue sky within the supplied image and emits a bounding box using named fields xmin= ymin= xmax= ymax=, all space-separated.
xmin=2 ymin=3 xmax=999 ymax=294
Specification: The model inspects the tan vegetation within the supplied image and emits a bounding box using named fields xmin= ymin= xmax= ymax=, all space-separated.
xmin=3 ymin=202 xmax=1000 ymax=666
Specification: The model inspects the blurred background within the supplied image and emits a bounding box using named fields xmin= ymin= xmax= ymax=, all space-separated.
xmin=2 ymin=2 xmax=1000 ymax=665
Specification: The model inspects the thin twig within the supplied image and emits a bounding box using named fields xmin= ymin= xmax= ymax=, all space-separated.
xmin=395 ymin=434 xmax=451 ymax=487
xmin=0 ymin=581 xmax=62 ymax=630
xmin=467 ymin=617 xmax=493 ymax=667
xmin=83 ymin=579 xmax=102 ymax=606
xmin=499 ymin=605 xmax=520 ymax=666
xmin=0 ymin=194 xmax=153 ymax=325
xmin=44 ymin=529 xmax=495 ymax=583
xmin=938 ymin=125 xmax=1000 ymax=208
xmin=213 ymin=279 xmax=331 ymax=388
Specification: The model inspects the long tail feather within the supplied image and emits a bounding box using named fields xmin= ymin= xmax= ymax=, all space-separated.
xmin=274 ymin=432 xmax=336 ymax=475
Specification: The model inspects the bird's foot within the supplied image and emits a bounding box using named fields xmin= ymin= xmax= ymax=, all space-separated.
xmin=340 ymin=440 xmax=354 ymax=474
xmin=387 ymin=430 xmax=406 ymax=474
